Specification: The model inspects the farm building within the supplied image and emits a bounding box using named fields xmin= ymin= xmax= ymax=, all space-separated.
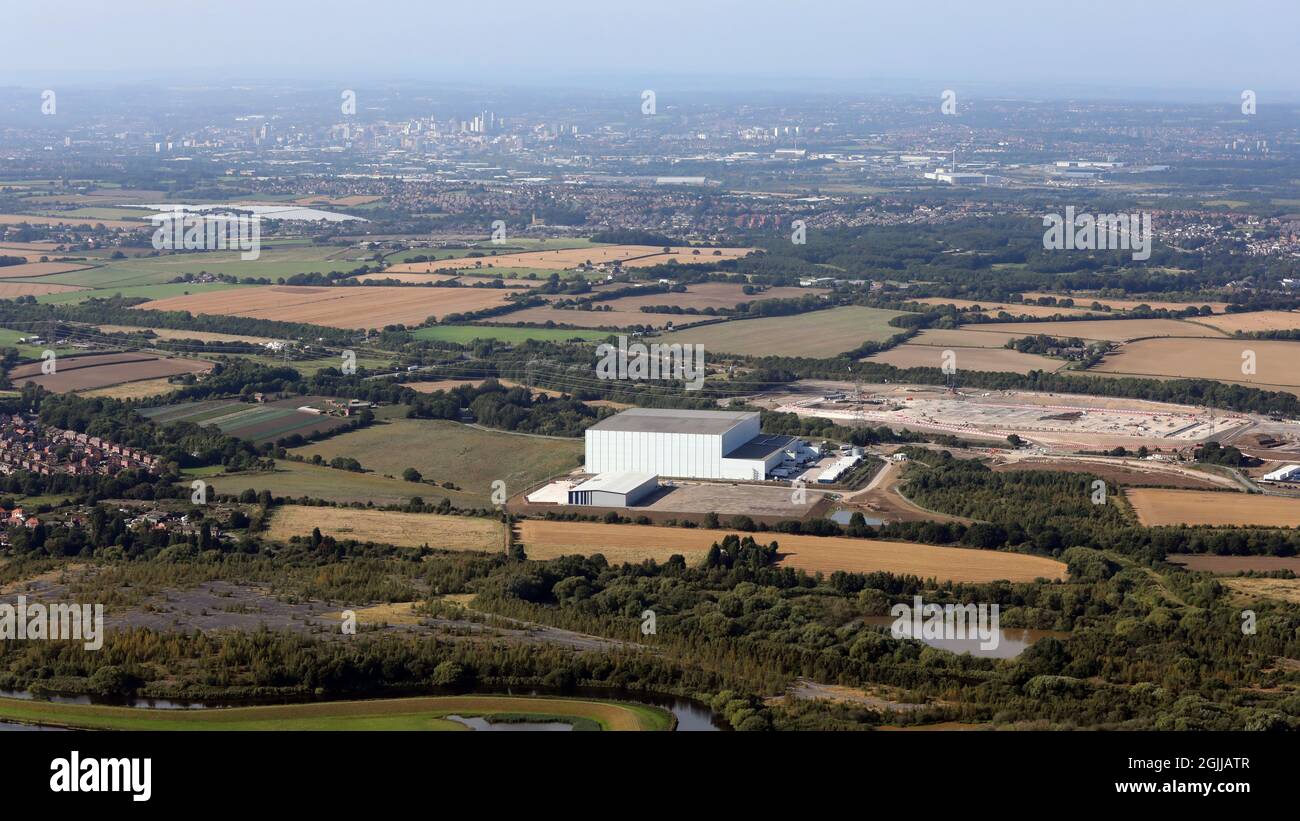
xmin=1262 ymin=464 xmax=1300 ymax=482
xmin=584 ymin=408 xmax=797 ymax=480
xmin=566 ymin=472 xmax=659 ymax=506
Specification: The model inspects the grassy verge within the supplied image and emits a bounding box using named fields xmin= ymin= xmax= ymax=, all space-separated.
xmin=0 ymin=694 xmax=672 ymax=731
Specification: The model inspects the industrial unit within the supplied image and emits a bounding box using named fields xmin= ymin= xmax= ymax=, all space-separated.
xmin=1262 ymin=464 xmax=1300 ymax=483
xmin=566 ymin=472 xmax=659 ymax=506
xmin=584 ymin=408 xmax=799 ymax=480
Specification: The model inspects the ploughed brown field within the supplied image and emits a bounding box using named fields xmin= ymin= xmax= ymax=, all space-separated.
xmin=8 ymin=352 xmax=213 ymax=392
xmin=516 ymin=520 xmax=1067 ymax=582
xmin=1089 ymin=337 xmax=1300 ymax=393
xmin=133 ymin=285 xmax=515 ymax=329
xmin=864 ymin=344 xmax=1063 ymax=374
xmin=1125 ymin=488 xmax=1300 ymax=527
xmin=1167 ymin=555 xmax=1300 ymax=574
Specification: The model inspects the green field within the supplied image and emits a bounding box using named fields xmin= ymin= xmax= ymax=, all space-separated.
xmin=384 ymin=238 xmax=600 ymax=263
xmin=201 ymin=459 xmax=479 ymax=506
xmin=32 ymin=206 xmax=152 ymax=221
xmin=412 ymin=325 xmax=611 ymax=344
xmin=655 ymin=305 xmax=912 ymax=357
xmin=288 ymin=418 xmax=582 ymax=506
xmin=23 ymin=244 xmax=358 ymax=290
xmin=0 ymin=327 xmax=80 ymax=357
xmin=35 ymin=281 xmax=247 ymax=305
xmin=0 ymin=694 xmax=671 ymax=731
xmin=139 ymin=398 xmax=351 ymax=444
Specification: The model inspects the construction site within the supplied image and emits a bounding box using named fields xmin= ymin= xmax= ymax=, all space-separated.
xmin=752 ymin=380 xmax=1262 ymax=452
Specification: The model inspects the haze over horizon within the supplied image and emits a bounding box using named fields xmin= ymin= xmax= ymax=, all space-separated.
xmin=2 ymin=0 xmax=1297 ymax=102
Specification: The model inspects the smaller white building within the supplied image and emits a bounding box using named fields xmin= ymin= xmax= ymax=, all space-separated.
xmin=817 ymin=455 xmax=862 ymax=484
xmin=567 ymin=472 xmax=659 ymax=507
xmin=1262 ymin=464 xmax=1300 ymax=482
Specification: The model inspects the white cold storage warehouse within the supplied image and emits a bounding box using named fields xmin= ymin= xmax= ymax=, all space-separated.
xmin=1262 ymin=464 xmax=1300 ymax=482
xmin=584 ymin=408 xmax=797 ymax=480
xmin=566 ymin=472 xmax=659 ymax=506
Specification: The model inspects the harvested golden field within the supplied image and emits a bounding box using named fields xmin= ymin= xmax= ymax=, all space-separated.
xmin=1126 ymin=488 xmax=1300 ymax=527
xmin=974 ymin=318 xmax=1225 ymax=343
xmin=1221 ymin=577 xmax=1300 ymax=605
xmin=0 ymin=213 xmax=141 ymax=229
xmin=595 ymin=282 xmax=820 ymax=312
xmin=0 ymin=261 xmax=94 ymax=279
xmin=0 ymin=241 xmax=64 ymax=255
xmin=408 ymin=379 xmax=489 ymax=393
xmin=915 ymin=298 xmax=1095 ymax=318
xmin=1192 ymin=311 xmax=1300 ymax=334
xmin=906 ymin=328 xmax=1026 ymax=348
xmin=516 ymin=520 xmax=1067 ymax=582
xmin=865 ymin=343 xmax=1063 ymax=374
xmin=9 ymin=352 xmax=213 ymax=393
xmin=1020 ymin=292 xmax=1228 ymax=314
xmin=321 ymin=602 xmax=424 ymax=625
xmin=492 ymin=305 xmax=710 ymax=329
xmin=386 ymin=244 xmax=753 ymax=273
xmin=79 ymin=376 xmax=183 ymax=400
xmin=265 ymin=505 xmax=506 ymax=551
xmin=97 ymin=325 xmax=275 ymax=344
xmin=1090 ymin=337 xmax=1300 ymax=392
xmin=0 ymin=281 xmax=85 ymax=296
xmin=621 ymin=247 xmax=755 ymax=267
xmin=133 ymin=285 xmax=514 ymax=329
xmin=658 ymin=306 xmax=909 ymax=357
xmin=293 ymin=195 xmax=382 ymax=206
xmin=352 ymin=272 xmax=465 ymax=284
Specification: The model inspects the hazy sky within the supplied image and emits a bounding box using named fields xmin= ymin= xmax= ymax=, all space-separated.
xmin=3 ymin=0 xmax=1296 ymax=99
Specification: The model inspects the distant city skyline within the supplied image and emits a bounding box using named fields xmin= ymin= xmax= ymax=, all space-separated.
xmin=3 ymin=0 xmax=1298 ymax=102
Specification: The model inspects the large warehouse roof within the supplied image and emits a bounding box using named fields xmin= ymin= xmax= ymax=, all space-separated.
xmin=725 ymin=433 xmax=799 ymax=460
xmin=571 ymin=472 xmax=658 ymax=493
xmin=588 ymin=407 xmax=757 ymax=435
